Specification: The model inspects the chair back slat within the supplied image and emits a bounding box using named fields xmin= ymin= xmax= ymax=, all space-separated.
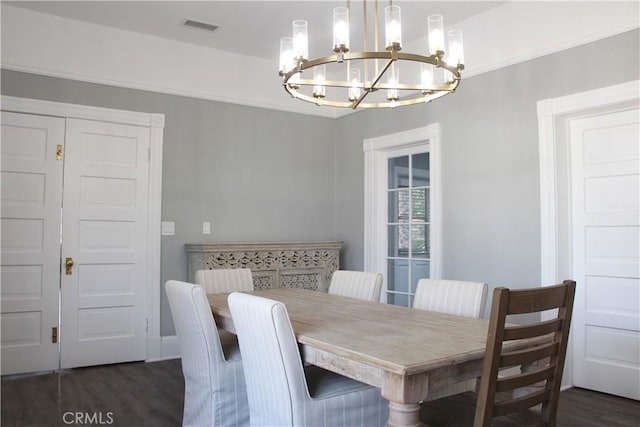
xmin=496 ymin=365 xmax=555 ymax=392
xmin=474 ymin=280 xmax=576 ymax=427
xmin=500 ymin=342 xmax=558 ymax=367
xmin=503 ymin=318 xmax=562 ymax=341
xmin=506 ymin=285 xmax=570 ymax=315
xmin=493 ymin=389 xmax=552 ymax=417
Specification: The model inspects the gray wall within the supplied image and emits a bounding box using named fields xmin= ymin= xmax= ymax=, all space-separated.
xmin=1 ymin=29 xmax=638 ymax=333
xmin=0 ymin=72 xmax=337 ymax=335
xmin=334 ymin=29 xmax=640 ymax=310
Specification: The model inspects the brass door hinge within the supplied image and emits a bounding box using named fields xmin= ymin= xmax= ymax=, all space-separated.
xmin=52 ymin=326 xmax=58 ymax=344
xmin=56 ymin=144 xmax=63 ymax=160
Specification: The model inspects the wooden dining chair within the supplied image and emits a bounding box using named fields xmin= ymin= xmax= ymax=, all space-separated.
xmin=328 ymin=270 xmax=383 ymax=302
xmin=195 ymin=268 xmax=254 ymax=294
xmin=165 ymin=280 xmax=249 ymax=427
xmin=474 ymin=280 xmax=576 ymax=427
xmin=228 ymin=292 xmax=389 ymax=427
xmin=413 ymin=278 xmax=488 ymax=401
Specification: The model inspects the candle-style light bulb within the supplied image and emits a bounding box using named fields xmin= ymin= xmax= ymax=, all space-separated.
xmin=333 ymin=7 xmax=349 ymax=52
xmin=292 ymin=20 xmax=308 ymax=61
xmin=387 ymin=65 xmax=400 ymax=101
xmin=279 ymin=37 xmax=294 ymax=75
xmin=385 ymin=5 xmax=402 ymax=50
xmin=447 ymin=29 xmax=464 ymax=66
xmin=420 ymin=63 xmax=433 ymax=94
xmin=348 ymin=68 xmax=361 ymax=101
xmin=427 ymin=15 xmax=444 ymax=55
xmin=313 ymin=64 xmax=326 ymax=98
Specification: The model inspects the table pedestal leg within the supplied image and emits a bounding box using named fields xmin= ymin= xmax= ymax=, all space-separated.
xmin=387 ymin=401 xmax=423 ymax=427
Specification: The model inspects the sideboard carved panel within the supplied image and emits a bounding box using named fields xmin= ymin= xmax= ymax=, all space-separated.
xmin=185 ymin=242 xmax=342 ymax=293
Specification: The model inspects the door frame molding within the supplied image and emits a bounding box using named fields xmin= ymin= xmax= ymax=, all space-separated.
xmin=537 ymin=80 xmax=639 ymax=285
xmin=1 ymin=95 xmax=165 ymax=361
xmin=363 ymin=124 xmax=442 ymax=301
xmin=536 ymin=80 xmax=639 ymax=387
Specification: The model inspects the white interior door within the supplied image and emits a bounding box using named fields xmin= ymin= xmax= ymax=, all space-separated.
xmin=570 ymin=107 xmax=640 ymax=400
xmin=60 ymin=118 xmax=150 ymax=369
xmin=1 ymin=112 xmax=64 ymax=375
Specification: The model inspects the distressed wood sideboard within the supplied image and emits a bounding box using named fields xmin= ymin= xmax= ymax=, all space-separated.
xmin=185 ymin=241 xmax=342 ymax=292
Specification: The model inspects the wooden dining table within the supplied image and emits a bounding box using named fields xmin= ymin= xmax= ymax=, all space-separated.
xmin=208 ymin=288 xmax=541 ymax=427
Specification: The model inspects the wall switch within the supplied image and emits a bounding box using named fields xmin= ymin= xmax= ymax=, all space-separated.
xmin=161 ymin=221 xmax=175 ymax=236
xmin=203 ymin=222 xmax=211 ymax=234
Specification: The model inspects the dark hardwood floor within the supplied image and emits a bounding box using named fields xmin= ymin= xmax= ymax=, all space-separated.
xmin=2 ymin=359 xmax=638 ymax=426
xmin=1 ymin=359 xmax=184 ymax=427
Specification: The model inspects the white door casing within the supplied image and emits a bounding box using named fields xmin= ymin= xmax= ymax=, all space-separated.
xmin=569 ymin=109 xmax=639 ymax=399
xmin=60 ymin=119 xmax=150 ymax=368
xmin=537 ymin=80 xmax=640 ymax=395
xmin=0 ymin=112 xmax=65 ymax=375
xmin=363 ymin=124 xmax=442 ymax=302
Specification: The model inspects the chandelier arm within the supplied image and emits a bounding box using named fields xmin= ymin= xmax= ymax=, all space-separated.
xmin=367 ymin=57 xmax=395 ymax=91
xmin=351 ymin=84 xmax=373 ymax=109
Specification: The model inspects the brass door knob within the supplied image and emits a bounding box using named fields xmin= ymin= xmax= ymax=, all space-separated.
xmin=65 ymin=257 xmax=74 ymax=275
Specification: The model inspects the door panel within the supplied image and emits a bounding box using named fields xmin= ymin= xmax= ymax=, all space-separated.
xmin=571 ymin=107 xmax=640 ymax=400
xmin=1 ymin=112 xmax=64 ymax=374
xmin=60 ymin=118 xmax=149 ymax=369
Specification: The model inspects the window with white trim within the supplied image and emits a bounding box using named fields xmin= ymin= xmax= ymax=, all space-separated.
xmin=386 ymin=153 xmax=430 ymax=306
xmin=363 ymin=125 xmax=441 ymax=306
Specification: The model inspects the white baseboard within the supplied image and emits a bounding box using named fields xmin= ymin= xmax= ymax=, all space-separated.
xmin=160 ymin=335 xmax=181 ymax=360
xmin=146 ymin=335 xmax=181 ymax=362
xmin=146 ymin=335 xmax=162 ymax=361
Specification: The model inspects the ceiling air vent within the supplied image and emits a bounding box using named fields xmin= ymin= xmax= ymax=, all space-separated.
xmin=182 ymin=19 xmax=218 ymax=32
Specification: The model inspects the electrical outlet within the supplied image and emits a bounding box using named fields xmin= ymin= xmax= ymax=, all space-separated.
xmin=203 ymin=222 xmax=211 ymax=234
xmin=161 ymin=221 xmax=175 ymax=236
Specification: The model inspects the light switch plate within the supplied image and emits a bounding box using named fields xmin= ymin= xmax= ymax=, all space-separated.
xmin=161 ymin=221 xmax=175 ymax=236
xmin=203 ymin=222 xmax=211 ymax=234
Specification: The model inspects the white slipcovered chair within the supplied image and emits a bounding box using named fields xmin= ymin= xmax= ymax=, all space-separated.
xmin=165 ymin=280 xmax=249 ymax=427
xmin=195 ymin=268 xmax=254 ymax=346
xmin=328 ymin=270 xmax=383 ymax=302
xmin=413 ymin=278 xmax=488 ymax=401
xmin=228 ymin=292 xmax=389 ymax=427
xmin=195 ymin=268 xmax=254 ymax=294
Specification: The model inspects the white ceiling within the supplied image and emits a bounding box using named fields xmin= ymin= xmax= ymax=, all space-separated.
xmin=2 ymin=1 xmax=638 ymax=118
xmin=6 ymin=1 xmax=505 ymax=60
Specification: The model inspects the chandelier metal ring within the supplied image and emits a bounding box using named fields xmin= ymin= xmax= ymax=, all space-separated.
xmin=281 ymin=51 xmax=463 ymax=109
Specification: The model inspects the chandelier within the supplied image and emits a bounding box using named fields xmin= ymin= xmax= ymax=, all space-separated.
xmin=278 ymin=0 xmax=464 ymax=110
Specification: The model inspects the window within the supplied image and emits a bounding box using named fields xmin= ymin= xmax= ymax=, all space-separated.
xmin=387 ymin=153 xmax=430 ymax=306
xmin=363 ymin=125 xmax=441 ymax=306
